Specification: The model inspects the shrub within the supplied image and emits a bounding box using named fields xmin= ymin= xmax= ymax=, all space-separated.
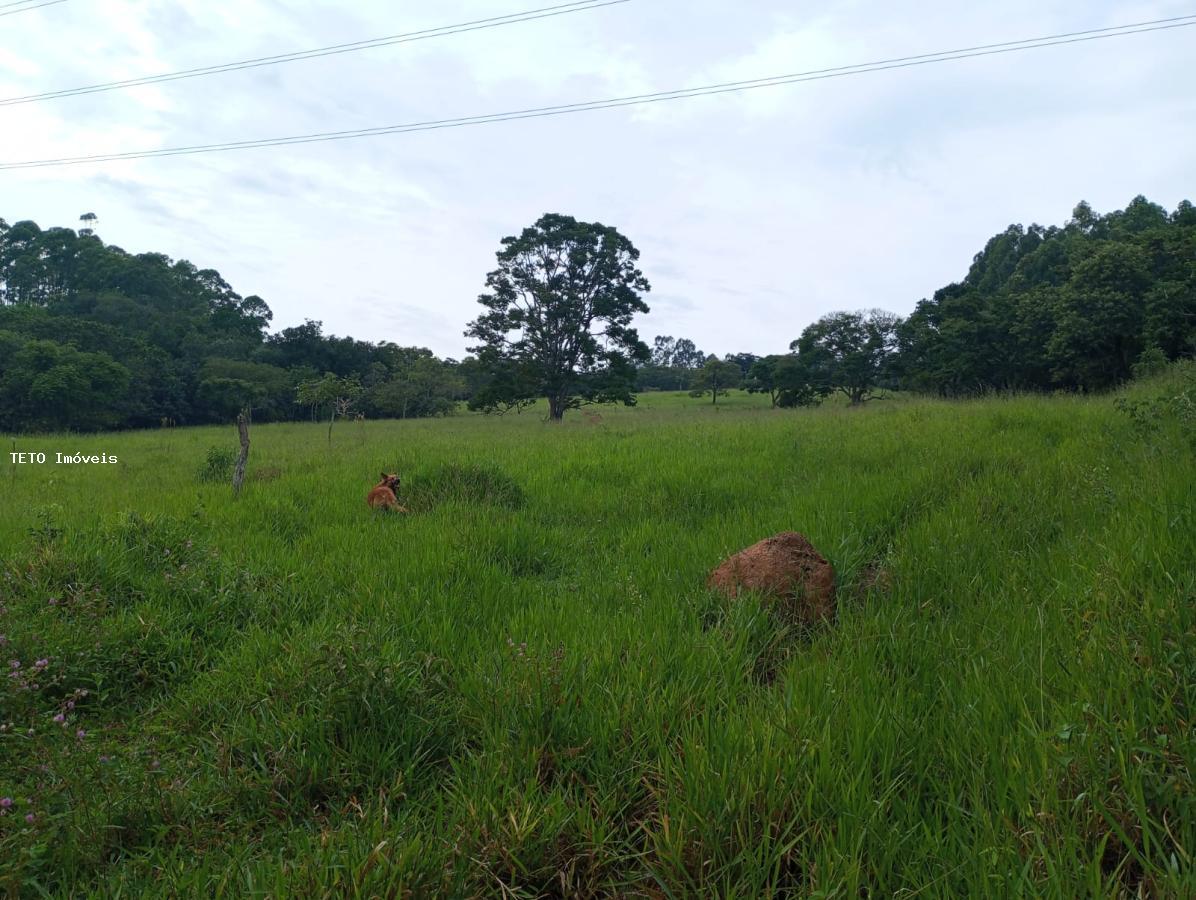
xmin=196 ymin=445 xmax=237 ymax=483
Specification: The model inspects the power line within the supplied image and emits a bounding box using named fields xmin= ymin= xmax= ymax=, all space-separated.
xmin=2 ymin=15 xmax=1193 ymax=170
xmin=0 ymin=0 xmax=67 ymax=18
xmin=0 ymin=0 xmax=62 ymax=9
xmin=0 ymin=0 xmax=629 ymax=106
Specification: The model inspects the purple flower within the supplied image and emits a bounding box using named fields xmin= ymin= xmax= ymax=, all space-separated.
xmin=25 ymin=813 xmax=35 ymax=823
xmin=34 ymin=658 xmax=48 ymax=668
xmin=8 ymin=660 xmax=19 ymax=669
xmin=53 ymin=713 xmax=65 ymax=724
xmin=48 ymin=597 xmax=58 ymax=606
xmin=75 ymin=729 xmax=86 ymax=740
xmin=99 ymin=755 xmax=111 ymax=764
xmin=0 ymin=798 xmax=11 ymax=808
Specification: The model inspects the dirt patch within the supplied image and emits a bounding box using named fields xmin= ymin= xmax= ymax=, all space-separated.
xmin=707 ymin=532 xmax=836 ymax=627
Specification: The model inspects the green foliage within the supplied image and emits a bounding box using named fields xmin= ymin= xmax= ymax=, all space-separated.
xmin=294 ymin=373 xmax=362 ymax=413
xmin=364 ymin=353 xmax=461 ymax=419
xmin=639 ymin=336 xmax=709 ymax=392
xmin=1132 ymin=346 xmax=1170 ymax=380
xmin=0 ymin=339 xmax=130 ymax=431
xmin=688 ymin=356 xmax=742 ymax=404
xmin=896 ymin=195 xmax=1196 ymax=395
xmin=465 ymin=213 xmax=651 ymax=420
xmin=791 ymin=309 xmax=899 ymax=405
xmin=651 ymin=335 xmax=706 ymax=370
xmin=745 ymin=354 xmax=822 ymax=408
xmin=0 ymin=219 xmax=467 ymax=430
xmin=196 ymin=445 xmax=238 ymax=483
xmin=1114 ymin=360 xmax=1196 ymax=447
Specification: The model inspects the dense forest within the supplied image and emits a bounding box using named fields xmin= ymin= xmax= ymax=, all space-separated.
xmin=1 ymin=195 xmax=1193 ymax=431
xmin=0 ymin=219 xmax=467 ymax=431
xmin=895 ymin=196 xmax=1196 ymax=394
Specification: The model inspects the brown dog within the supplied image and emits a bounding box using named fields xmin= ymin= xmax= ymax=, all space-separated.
xmin=367 ymin=472 xmax=406 ymax=512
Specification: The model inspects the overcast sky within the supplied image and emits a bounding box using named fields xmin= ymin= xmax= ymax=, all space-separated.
xmin=1 ymin=0 xmax=1193 ymax=358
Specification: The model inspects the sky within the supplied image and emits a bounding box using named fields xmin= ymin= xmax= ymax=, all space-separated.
xmin=1 ymin=0 xmax=1193 ymax=359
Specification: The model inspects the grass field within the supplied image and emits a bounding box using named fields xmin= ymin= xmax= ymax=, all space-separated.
xmin=1 ymin=373 xmax=1193 ymax=897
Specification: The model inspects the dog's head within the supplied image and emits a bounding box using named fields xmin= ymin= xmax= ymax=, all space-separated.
xmin=379 ymin=472 xmax=401 ymax=491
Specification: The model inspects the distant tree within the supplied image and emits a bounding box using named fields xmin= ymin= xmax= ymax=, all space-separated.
xmin=773 ymin=356 xmax=823 ymax=408
xmin=366 ymin=354 xmax=462 ymax=419
xmin=689 ymin=356 xmax=741 ymax=405
xmin=199 ymin=358 xmax=295 ymax=422
xmin=1046 ymin=244 xmax=1150 ymax=389
xmin=747 ymin=354 xmax=822 ymax=408
xmin=651 ymin=335 xmax=676 ymax=367
xmin=672 ymin=338 xmax=706 ymax=370
xmin=639 ymin=335 xmax=707 ymax=390
xmin=0 ymin=339 xmax=129 ymax=431
xmin=197 ymin=377 xmax=266 ymax=422
xmin=296 ymin=373 xmax=362 ymax=444
xmin=744 ymin=356 xmax=783 ymax=407
xmin=465 ymin=213 xmax=651 ymax=421
xmin=792 ymin=310 xmax=900 ymax=405
xmin=724 ymin=352 xmax=759 ymax=379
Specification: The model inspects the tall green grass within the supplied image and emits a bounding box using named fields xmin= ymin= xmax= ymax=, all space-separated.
xmin=1 ymin=374 xmax=1193 ymax=897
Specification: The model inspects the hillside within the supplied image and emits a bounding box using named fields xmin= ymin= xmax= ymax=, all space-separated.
xmin=1 ymin=379 xmax=1192 ymax=895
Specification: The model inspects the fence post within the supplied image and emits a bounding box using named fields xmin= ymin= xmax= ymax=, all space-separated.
xmin=232 ymin=411 xmax=250 ymax=498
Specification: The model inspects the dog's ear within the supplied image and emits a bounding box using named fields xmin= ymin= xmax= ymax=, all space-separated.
xmin=380 ymin=471 xmax=386 ymax=482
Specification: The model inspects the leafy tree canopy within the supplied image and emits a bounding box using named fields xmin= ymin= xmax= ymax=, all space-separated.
xmin=465 ymin=213 xmax=651 ymax=420
xmin=791 ymin=310 xmax=900 ymax=405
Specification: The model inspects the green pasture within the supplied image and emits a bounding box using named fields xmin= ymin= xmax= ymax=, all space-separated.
xmin=0 ymin=377 xmax=1193 ymax=897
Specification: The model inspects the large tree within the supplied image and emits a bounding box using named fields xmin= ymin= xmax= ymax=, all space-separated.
xmin=745 ymin=354 xmax=821 ymax=408
xmin=465 ymin=213 xmax=651 ymax=421
xmin=792 ymin=309 xmax=900 ymax=405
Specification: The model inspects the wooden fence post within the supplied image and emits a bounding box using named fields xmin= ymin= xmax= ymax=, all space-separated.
xmin=232 ymin=411 xmax=250 ymax=498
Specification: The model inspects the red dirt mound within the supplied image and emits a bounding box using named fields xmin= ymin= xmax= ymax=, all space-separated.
xmin=707 ymin=532 xmax=836 ymax=626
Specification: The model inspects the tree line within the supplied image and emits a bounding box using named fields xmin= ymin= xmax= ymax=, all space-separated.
xmin=2 ymin=195 xmax=1193 ymax=431
xmin=0 ymin=218 xmax=468 ymax=431
xmin=464 ymin=198 xmax=1194 ymax=418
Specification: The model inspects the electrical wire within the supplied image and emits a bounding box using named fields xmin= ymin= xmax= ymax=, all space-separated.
xmin=0 ymin=0 xmax=628 ymax=105
xmin=0 ymin=0 xmax=67 ymax=18
xmin=0 ymin=0 xmax=64 ymax=9
xmin=2 ymin=15 xmax=1192 ymax=169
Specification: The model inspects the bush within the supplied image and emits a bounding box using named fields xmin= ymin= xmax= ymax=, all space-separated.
xmin=196 ymin=445 xmax=237 ymax=483
xmin=1114 ymin=360 xmax=1196 ymax=445
xmin=1131 ymin=346 xmax=1169 ymax=380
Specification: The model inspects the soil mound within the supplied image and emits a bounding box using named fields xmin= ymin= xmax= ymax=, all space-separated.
xmin=707 ymin=532 xmax=836 ymax=626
